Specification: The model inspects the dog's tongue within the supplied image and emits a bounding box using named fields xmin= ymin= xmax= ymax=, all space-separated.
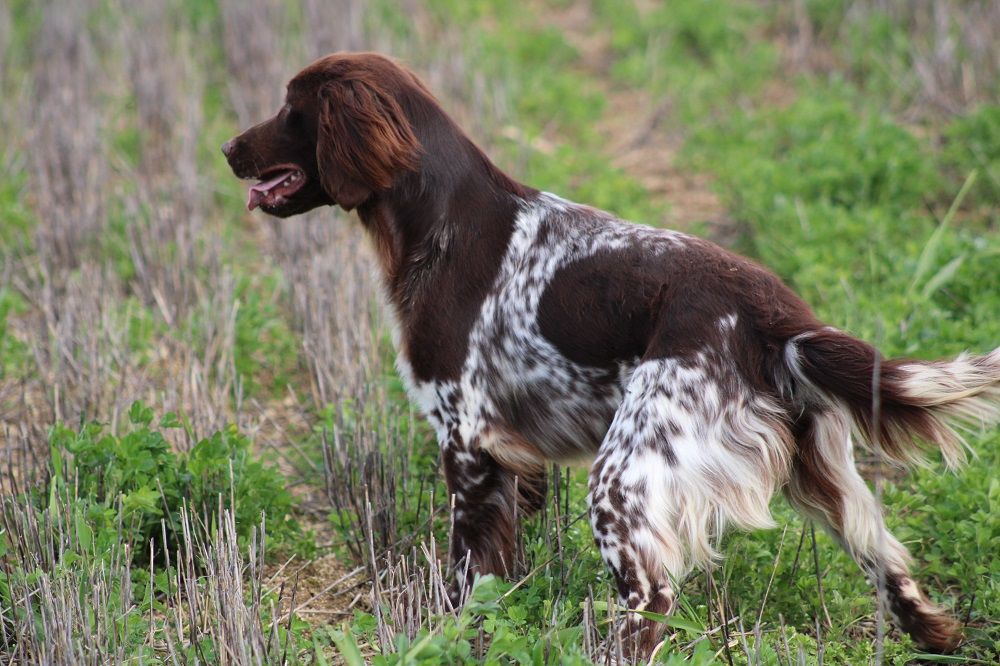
xmin=247 ymin=171 xmax=294 ymax=211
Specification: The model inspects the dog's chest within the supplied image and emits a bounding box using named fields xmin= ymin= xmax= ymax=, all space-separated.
xmin=399 ymin=324 xmax=627 ymax=463
xmin=397 ymin=273 xmax=627 ymax=461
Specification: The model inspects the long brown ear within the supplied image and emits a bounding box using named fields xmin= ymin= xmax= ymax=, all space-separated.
xmin=317 ymin=76 xmax=420 ymax=210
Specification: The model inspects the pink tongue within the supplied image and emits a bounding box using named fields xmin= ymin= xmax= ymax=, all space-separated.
xmin=247 ymin=171 xmax=293 ymax=211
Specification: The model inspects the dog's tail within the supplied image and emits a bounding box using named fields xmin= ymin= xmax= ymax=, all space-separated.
xmin=783 ymin=327 xmax=1000 ymax=467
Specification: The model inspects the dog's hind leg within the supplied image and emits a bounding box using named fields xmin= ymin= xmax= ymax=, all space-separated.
xmin=588 ymin=421 xmax=679 ymax=657
xmin=785 ymin=408 xmax=962 ymax=652
xmin=588 ymin=357 xmax=794 ymax=656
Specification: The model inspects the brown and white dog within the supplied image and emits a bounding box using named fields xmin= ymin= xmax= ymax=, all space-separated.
xmin=224 ymin=52 xmax=999 ymax=655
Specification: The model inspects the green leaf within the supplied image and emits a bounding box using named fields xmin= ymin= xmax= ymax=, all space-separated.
xmin=909 ymin=169 xmax=977 ymax=296
xmin=663 ymin=615 xmax=706 ymax=634
xmin=128 ymin=401 xmax=154 ymax=427
xmin=330 ymin=626 xmax=364 ymax=666
xmin=158 ymin=412 xmax=182 ymax=429
xmin=75 ymin=512 xmax=94 ymax=553
xmin=507 ymin=604 xmax=527 ymax=623
xmin=921 ymin=254 xmax=966 ymax=299
xmin=908 ymin=654 xmax=993 ymax=664
xmin=50 ymin=444 xmax=64 ymax=479
xmin=404 ymin=630 xmax=438 ymax=660
xmin=123 ymin=486 xmax=161 ymax=515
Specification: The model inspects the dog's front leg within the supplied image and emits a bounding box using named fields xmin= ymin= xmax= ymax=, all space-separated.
xmin=440 ymin=438 xmax=518 ymax=595
xmin=439 ymin=430 xmax=551 ymax=603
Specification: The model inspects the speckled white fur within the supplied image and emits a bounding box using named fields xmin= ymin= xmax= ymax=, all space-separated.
xmin=398 ymin=193 xmax=687 ymax=462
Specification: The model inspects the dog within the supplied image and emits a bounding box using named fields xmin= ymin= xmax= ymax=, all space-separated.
xmin=223 ymin=52 xmax=999 ymax=655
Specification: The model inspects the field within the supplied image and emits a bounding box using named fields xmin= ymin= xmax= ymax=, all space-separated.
xmin=1 ymin=0 xmax=999 ymax=663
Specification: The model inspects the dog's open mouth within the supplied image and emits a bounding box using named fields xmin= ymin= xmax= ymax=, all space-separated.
xmin=247 ymin=165 xmax=307 ymax=211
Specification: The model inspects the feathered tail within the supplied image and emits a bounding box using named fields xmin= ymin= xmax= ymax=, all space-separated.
xmin=784 ymin=327 xmax=1000 ymax=467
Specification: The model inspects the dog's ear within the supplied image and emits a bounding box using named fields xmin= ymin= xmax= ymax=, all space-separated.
xmin=317 ymin=76 xmax=420 ymax=210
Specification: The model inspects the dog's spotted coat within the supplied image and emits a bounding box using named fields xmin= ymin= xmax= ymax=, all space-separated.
xmin=396 ymin=194 xmax=790 ymax=616
xmin=224 ymin=52 xmax=1000 ymax=657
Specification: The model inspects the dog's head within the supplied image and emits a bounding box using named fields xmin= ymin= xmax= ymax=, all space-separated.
xmin=222 ymin=52 xmax=422 ymax=215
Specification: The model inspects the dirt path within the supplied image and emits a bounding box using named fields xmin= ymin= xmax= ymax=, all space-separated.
xmin=537 ymin=3 xmax=729 ymax=235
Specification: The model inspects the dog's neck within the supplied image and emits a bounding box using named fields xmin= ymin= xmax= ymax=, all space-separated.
xmin=355 ymin=124 xmax=534 ymax=318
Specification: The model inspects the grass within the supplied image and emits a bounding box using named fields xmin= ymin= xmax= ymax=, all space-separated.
xmin=2 ymin=0 xmax=999 ymax=663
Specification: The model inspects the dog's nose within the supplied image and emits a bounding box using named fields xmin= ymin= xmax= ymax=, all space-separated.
xmin=221 ymin=139 xmax=236 ymax=158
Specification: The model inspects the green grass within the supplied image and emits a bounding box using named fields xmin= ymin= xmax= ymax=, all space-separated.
xmin=0 ymin=289 xmax=30 ymax=378
xmin=594 ymin=0 xmax=777 ymax=122
xmin=0 ymin=171 xmax=34 ymax=250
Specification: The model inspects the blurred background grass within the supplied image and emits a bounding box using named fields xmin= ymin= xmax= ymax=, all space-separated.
xmin=1 ymin=0 xmax=998 ymax=663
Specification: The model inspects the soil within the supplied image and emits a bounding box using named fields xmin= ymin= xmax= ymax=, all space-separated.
xmin=265 ymin=552 xmax=367 ymax=627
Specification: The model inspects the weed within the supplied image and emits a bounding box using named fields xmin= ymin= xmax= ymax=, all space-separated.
xmin=40 ymin=401 xmax=302 ymax=563
xmin=942 ymin=105 xmax=1000 ymax=209
xmin=0 ymin=289 xmax=29 ymax=378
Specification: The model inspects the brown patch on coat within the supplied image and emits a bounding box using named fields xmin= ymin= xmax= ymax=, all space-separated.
xmin=539 ymin=237 xmax=820 ymax=393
